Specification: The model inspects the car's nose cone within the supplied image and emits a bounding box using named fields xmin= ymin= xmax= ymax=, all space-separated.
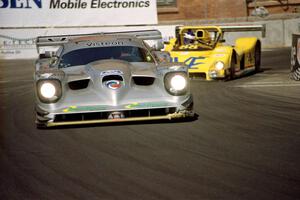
xmin=105 ymin=80 xmax=123 ymax=90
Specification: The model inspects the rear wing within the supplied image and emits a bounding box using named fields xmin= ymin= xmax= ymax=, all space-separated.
xmin=36 ymin=30 xmax=163 ymax=55
xmin=220 ymin=25 xmax=266 ymax=38
xmin=175 ymin=24 xmax=266 ymax=38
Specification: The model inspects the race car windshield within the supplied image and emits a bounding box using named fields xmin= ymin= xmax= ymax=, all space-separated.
xmin=175 ymin=28 xmax=221 ymax=51
xmin=59 ymin=46 xmax=153 ymax=68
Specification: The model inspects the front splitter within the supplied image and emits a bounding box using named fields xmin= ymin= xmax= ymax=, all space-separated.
xmin=46 ymin=112 xmax=192 ymax=127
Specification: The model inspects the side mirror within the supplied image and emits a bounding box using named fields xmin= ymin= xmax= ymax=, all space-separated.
xmin=152 ymin=51 xmax=171 ymax=63
xmin=219 ymin=39 xmax=226 ymax=43
xmin=50 ymin=56 xmax=59 ymax=66
xmin=147 ymin=40 xmax=164 ymax=51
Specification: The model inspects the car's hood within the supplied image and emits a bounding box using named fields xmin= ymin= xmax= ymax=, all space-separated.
xmin=48 ymin=60 xmax=178 ymax=111
xmin=62 ymin=59 xmax=157 ymax=82
xmin=89 ymin=59 xmax=157 ymax=78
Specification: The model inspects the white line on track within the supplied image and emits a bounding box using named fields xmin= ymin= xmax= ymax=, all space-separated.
xmin=262 ymin=48 xmax=284 ymax=52
xmin=0 ymin=80 xmax=32 ymax=83
xmin=233 ymin=82 xmax=300 ymax=88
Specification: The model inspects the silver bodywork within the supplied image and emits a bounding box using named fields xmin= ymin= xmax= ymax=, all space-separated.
xmin=35 ymin=31 xmax=193 ymax=127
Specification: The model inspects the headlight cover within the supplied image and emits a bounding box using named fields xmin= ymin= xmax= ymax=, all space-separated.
xmin=164 ymin=72 xmax=188 ymax=96
xmin=215 ymin=61 xmax=225 ymax=70
xmin=40 ymin=83 xmax=56 ymax=98
xmin=37 ymin=79 xmax=62 ymax=103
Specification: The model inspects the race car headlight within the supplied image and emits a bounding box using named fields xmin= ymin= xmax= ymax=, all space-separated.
xmin=171 ymin=75 xmax=187 ymax=90
xmin=40 ymin=83 xmax=56 ymax=98
xmin=164 ymin=72 xmax=188 ymax=96
xmin=37 ymin=80 xmax=62 ymax=103
xmin=215 ymin=61 xmax=225 ymax=70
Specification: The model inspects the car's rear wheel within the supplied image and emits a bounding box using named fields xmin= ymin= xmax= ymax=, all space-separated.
xmin=229 ymin=55 xmax=236 ymax=80
xmin=255 ymin=42 xmax=261 ymax=72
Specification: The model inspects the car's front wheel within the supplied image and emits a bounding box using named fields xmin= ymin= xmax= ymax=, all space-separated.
xmin=35 ymin=114 xmax=47 ymax=129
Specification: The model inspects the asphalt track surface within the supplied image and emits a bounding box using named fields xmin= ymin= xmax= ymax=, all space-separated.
xmin=0 ymin=48 xmax=299 ymax=200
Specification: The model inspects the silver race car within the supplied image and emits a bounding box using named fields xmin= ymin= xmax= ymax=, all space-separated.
xmin=35 ymin=30 xmax=194 ymax=128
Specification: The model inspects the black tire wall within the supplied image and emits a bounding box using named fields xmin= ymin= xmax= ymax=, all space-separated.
xmin=291 ymin=34 xmax=300 ymax=81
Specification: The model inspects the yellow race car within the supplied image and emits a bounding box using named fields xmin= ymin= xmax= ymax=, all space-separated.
xmin=164 ymin=26 xmax=262 ymax=80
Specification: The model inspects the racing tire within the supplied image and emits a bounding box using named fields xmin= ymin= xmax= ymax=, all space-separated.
xmin=229 ymin=55 xmax=236 ymax=80
xmin=254 ymin=42 xmax=261 ymax=73
xmin=35 ymin=115 xmax=48 ymax=129
xmin=36 ymin=122 xmax=47 ymax=129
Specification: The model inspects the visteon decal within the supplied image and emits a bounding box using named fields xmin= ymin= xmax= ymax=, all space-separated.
xmin=86 ymin=41 xmax=125 ymax=47
xmin=49 ymin=0 xmax=151 ymax=9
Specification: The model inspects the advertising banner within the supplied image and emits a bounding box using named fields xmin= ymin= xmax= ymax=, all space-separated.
xmin=291 ymin=34 xmax=300 ymax=80
xmin=0 ymin=0 xmax=158 ymax=27
xmin=0 ymin=33 xmax=36 ymax=59
xmin=0 ymin=0 xmax=160 ymax=59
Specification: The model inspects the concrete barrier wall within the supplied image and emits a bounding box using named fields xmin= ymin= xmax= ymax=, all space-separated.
xmin=260 ymin=18 xmax=300 ymax=48
xmin=223 ymin=19 xmax=287 ymax=48
xmin=210 ymin=18 xmax=300 ymax=48
xmin=0 ymin=15 xmax=299 ymax=59
xmin=284 ymin=18 xmax=300 ymax=47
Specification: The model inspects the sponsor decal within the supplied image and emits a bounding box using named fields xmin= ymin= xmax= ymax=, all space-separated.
xmin=105 ymin=80 xmax=122 ymax=90
xmin=179 ymin=45 xmax=199 ymax=50
xmin=86 ymin=41 xmax=124 ymax=47
xmin=125 ymin=102 xmax=139 ymax=109
xmin=63 ymin=105 xmax=77 ymax=113
xmin=0 ymin=0 xmax=151 ymax=9
xmin=100 ymin=70 xmax=123 ymax=76
xmin=62 ymin=105 xmax=107 ymax=112
xmin=171 ymin=56 xmax=206 ymax=69
xmin=62 ymin=101 xmax=172 ymax=113
xmin=0 ymin=0 xmax=42 ymax=8
xmin=49 ymin=0 xmax=150 ymax=9
xmin=125 ymin=102 xmax=170 ymax=109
